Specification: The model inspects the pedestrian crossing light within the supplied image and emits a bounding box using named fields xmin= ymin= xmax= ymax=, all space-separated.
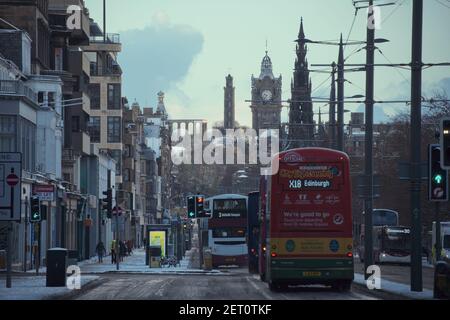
xmin=30 ymin=196 xmax=41 ymax=223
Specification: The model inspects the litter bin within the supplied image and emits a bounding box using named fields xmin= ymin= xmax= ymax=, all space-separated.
xmin=203 ymin=249 xmax=212 ymax=271
xmin=434 ymin=261 xmax=450 ymax=299
xmin=149 ymin=246 xmax=162 ymax=268
xmin=46 ymin=248 xmax=68 ymax=287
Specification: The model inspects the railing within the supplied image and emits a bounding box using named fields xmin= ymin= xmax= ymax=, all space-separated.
xmin=89 ymin=33 xmax=121 ymax=44
xmin=90 ymin=63 xmax=122 ymax=76
xmin=0 ymin=80 xmax=37 ymax=103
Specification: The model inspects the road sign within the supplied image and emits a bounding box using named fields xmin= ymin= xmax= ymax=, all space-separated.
xmin=6 ymin=174 xmax=19 ymax=186
xmin=0 ymin=153 xmax=22 ymax=222
xmin=32 ymin=184 xmax=55 ymax=202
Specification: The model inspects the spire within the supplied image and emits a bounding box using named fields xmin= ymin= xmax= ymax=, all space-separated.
xmin=260 ymin=50 xmax=274 ymax=79
xmin=299 ymin=17 xmax=305 ymax=40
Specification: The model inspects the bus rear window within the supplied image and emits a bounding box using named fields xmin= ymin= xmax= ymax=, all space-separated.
xmin=213 ymin=228 xmax=246 ymax=238
xmin=214 ymin=199 xmax=246 ymax=211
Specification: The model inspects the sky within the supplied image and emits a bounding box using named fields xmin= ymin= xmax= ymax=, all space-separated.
xmin=85 ymin=0 xmax=450 ymax=126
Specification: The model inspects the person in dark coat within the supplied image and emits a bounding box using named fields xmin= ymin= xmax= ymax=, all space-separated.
xmin=96 ymin=241 xmax=106 ymax=263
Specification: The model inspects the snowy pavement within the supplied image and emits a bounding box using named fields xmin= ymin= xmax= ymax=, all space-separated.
xmin=78 ymin=248 xmax=222 ymax=275
xmin=0 ymin=275 xmax=100 ymax=300
xmin=21 ymin=247 xmax=221 ymax=275
xmin=354 ymin=273 xmax=434 ymax=300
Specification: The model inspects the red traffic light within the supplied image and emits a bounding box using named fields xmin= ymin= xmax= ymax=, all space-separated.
xmin=197 ymin=197 xmax=204 ymax=203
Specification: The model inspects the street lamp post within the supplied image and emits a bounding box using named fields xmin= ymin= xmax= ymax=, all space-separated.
xmin=364 ymin=0 xmax=375 ymax=279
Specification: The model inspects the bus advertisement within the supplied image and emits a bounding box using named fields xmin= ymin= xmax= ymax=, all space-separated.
xmin=207 ymin=194 xmax=248 ymax=268
xmin=263 ymin=148 xmax=354 ymax=291
xmin=247 ymin=191 xmax=260 ymax=274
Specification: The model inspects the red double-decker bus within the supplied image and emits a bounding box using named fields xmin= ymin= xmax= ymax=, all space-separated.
xmin=260 ymin=148 xmax=354 ymax=291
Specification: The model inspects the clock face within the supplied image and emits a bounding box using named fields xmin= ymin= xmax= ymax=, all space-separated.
xmin=261 ymin=90 xmax=273 ymax=102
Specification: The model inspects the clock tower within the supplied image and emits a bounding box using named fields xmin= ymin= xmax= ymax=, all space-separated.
xmin=250 ymin=51 xmax=282 ymax=132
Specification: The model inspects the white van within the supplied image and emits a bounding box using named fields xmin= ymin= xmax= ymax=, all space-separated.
xmin=432 ymin=221 xmax=450 ymax=264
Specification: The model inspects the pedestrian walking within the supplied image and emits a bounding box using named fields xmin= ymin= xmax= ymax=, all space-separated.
xmin=119 ymin=241 xmax=126 ymax=262
xmin=111 ymin=239 xmax=117 ymax=264
xmin=96 ymin=241 xmax=106 ymax=263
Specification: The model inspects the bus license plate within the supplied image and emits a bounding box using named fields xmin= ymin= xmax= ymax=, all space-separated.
xmin=303 ymin=272 xmax=322 ymax=277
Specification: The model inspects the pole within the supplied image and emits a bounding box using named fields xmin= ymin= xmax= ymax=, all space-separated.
xmin=35 ymin=223 xmax=39 ymax=275
xmin=364 ymin=0 xmax=375 ymax=279
xmin=23 ymin=196 xmax=28 ymax=272
xmin=330 ymin=62 xmax=337 ymax=150
xmin=198 ymin=219 xmax=203 ymax=269
xmin=410 ymin=0 xmax=423 ymax=292
xmin=6 ymin=222 xmax=12 ymax=288
xmin=103 ymin=0 xmax=106 ymax=43
xmin=115 ymin=211 xmax=119 ymax=270
xmin=337 ymin=35 xmax=345 ymax=151
xmin=435 ymin=202 xmax=441 ymax=262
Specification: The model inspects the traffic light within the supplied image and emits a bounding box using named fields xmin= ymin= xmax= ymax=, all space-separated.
xmin=30 ymin=196 xmax=41 ymax=223
xmin=196 ymin=195 xmax=210 ymax=218
xmin=187 ymin=196 xmax=196 ymax=218
xmin=429 ymin=144 xmax=448 ymax=202
xmin=102 ymin=189 xmax=113 ymax=219
xmin=441 ymin=118 xmax=450 ymax=169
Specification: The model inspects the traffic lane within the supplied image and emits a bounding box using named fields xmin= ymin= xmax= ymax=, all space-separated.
xmin=354 ymin=261 xmax=434 ymax=290
xmin=75 ymin=274 xmax=380 ymax=300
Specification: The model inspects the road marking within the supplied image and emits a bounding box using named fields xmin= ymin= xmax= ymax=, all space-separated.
xmin=245 ymin=276 xmax=274 ymax=300
xmin=155 ymin=278 xmax=176 ymax=297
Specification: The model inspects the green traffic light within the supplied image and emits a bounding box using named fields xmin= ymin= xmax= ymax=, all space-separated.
xmin=434 ymin=174 xmax=443 ymax=184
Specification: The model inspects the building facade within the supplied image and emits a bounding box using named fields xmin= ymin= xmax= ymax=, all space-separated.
xmin=250 ymin=51 xmax=282 ymax=132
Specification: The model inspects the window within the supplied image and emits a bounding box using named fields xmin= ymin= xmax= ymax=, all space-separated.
xmin=18 ymin=118 xmax=36 ymax=172
xmin=54 ymin=48 xmax=63 ymax=71
xmin=38 ymin=92 xmax=44 ymax=105
xmin=89 ymin=84 xmax=100 ymax=109
xmin=89 ymin=117 xmax=101 ymax=143
xmin=48 ymin=92 xmax=55 ymax=108
xmin=71 ymin=116 xmax=80 ymax=132
xmin=0 ymin=116 xmax=16 ymax=152
xmin=109 ymin=149 xmax=122 ymax=175
xmin=107 ymin=84 xmax=121 ymax=109
xmin=107 ymin=117 xmax=121 ymax=143
xmin=123 ymin=168 xmax=131 ymax=182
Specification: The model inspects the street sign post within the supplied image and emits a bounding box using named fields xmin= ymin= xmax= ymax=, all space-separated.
xmin=0 ymin=152 xmax=22 ymax=289
xmin=0 ymin=153 xmax=22 ymax=222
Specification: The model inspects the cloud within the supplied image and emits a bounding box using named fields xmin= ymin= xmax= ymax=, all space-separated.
xmin=118 ymin=20 xmax=204 ymax=110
